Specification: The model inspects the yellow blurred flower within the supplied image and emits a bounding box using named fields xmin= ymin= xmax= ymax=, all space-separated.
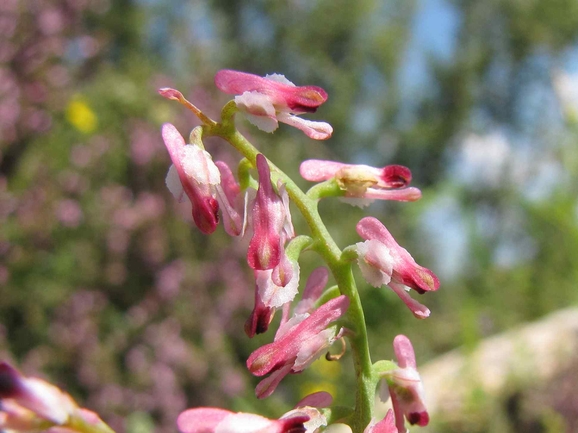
xmin=66 ymin=95 xmax=97 ymax=133
xmin=310 ymin=356 xmax=341 ymax=379
xmin=299 ymin=357 xmax=342 ymax=399
xmin=300 ymin=381 xmax=337 ymax=400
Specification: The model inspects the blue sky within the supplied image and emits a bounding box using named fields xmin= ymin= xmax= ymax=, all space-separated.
xmin=399 ymin=0 xmax=460 ymax=94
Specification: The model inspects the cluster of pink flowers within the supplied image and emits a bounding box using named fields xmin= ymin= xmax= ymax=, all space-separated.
xmin=157 ymin=70 xmax=439 ymax=433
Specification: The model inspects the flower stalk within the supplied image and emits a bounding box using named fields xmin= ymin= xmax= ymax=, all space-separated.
xmin=203 ymin=108 xmax=377 ymax=432
xmin=162 ymin=86 xmax=378 ymax=427
xmin=158 ymin=72 xmax=435 ymax=431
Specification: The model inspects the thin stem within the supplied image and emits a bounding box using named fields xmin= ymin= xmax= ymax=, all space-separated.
xmin=205 ymin=118 xmax=376 ymax=432
xmin=306 ymin=179 xmax=344 ymax=200
xmin=159 ymin=88 xmax=216 ymax=126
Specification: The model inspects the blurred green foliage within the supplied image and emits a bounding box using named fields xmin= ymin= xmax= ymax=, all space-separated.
xmin=2 ymin=0 xmax=578 ymax=432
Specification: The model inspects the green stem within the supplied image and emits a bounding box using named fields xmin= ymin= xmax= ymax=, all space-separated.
xmin=67 ymin=412 xmax=116 ymax=433
xmin=205 ymin=119 xmax=376 ymax=432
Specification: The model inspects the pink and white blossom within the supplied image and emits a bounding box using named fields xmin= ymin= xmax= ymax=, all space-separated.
xmin=0 ymin=363 xmax=109 ymax=433
xmin=247 ymin=295 xmax=349 ymax=398
xmin=355 ymin=217 xmax=439 ymax=319
xmin=382 ymin=335 xmax=429 ymax=433
xmin=281 ymin=406 xmax=327 ymax=433
xmin=245 ymin=265 xmax=325 ymax=338
xmin=162 ymin=123 xmax=242 ymax=235
xmin=300 ymin=160 xmax=421 ymax=207
xmin=245 ymin=259 xmax=301 ymax=337
xmin=214 ymin=70 xmax=333 ymax=140
xmin=245 ymin=284 xmax=276 ymax=338
xmin=0 ymin=363 xmax=76 ymax=426
xmin=162 ymin=123 xmax=220 ymax=234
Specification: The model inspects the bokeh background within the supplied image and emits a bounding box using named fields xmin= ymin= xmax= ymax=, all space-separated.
xmin=2 ymin=0 xmax=578 ymax=432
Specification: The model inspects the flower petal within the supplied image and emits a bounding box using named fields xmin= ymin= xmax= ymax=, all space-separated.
xmin=294 ymin=391 xmax=333 ymax=409
xmin=356 ymin=240 xmax=394 ymax=288
xmin=294 ymin=267 xmax=329 ymax=316
xmin=299 ymin=160 xmax=347 ymax=182
xmin=364 ymin=409 xmax=398 ymax=433
xmin=276 ymin=112 xmax=333 ymax=140
xmin=247 ymin=155 xmax=285 ymax=270
xmin=388 ymin=282 xmax=431 ymax=319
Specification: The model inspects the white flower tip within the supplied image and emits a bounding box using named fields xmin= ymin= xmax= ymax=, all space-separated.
xmin=339 ymin=197 xmax=375 ymax=208
xmin=246 ymin=113 xmax=279 ymax=133
xmin=264 ymin=73 xmax=295 ymax=86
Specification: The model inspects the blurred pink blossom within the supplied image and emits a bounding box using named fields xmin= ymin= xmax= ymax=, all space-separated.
xmin=55 ymin=199 xmax=83 ymax=227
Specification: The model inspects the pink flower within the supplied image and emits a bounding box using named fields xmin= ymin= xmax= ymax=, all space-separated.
xmin=0 ymin=363 xmax=112 ymax=433
xmin=0 ymin=362 xmax=76 ymax=425
xmin=245 ymin=265 xmax=327 ymax=338
xmin=214 ymin=70 xmax=333 ymax=140
xmin=245 ymin=288 xmax=276 ymax=338
xmin=247 ymin=154 xmax=293 ymax=270
xmin=162 ymin=123 xmax=220 ymax=234
xmin=295 ymin=391 xmax=333 ymax=409
xmin=364 ymin=409 xmax=398 ymax=433
xmin=300 ymin=160 xmax=421 ymax=207
xmin=247 ymin=295 xmax=349 ymax=398
xmin=177 ymin=407 xmax=310 ymax=433
xmin=291 ymin=267 xmax=329 ymax=317
xmin=162 ymin=123 xmax=242 ymax=235
xmin=383 ymin=335 xmax=429 ymax=433
xmin=245 ymin=258 xmax=300 ymax=337
xmin=0 ymin=363 xmax=76 ymax=426
xmin=355 ymin=217 xmax=439 ymax=319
